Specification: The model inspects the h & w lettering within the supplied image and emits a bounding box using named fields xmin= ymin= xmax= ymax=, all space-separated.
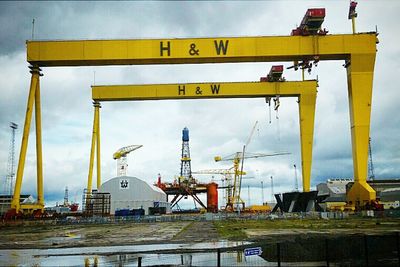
xmin=214 ymin=40 xmax=229 ymax=55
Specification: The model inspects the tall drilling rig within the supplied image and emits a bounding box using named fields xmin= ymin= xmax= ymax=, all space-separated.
xmin=3 ymin=122 xmax=18 ymax=196
xmin=179 ymin=127 xmax=194 ymax=185
xmin=155 ymin=127 xmax=219 ymax=212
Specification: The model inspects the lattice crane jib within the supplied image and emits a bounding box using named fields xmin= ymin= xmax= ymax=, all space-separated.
xmin=215 ymin=151 xmax=290 ymax=210
xmin=113 ymin=145 xmax=143 ymax=177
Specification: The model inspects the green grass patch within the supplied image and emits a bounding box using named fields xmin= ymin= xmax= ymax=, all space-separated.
xmin=172 ymin=221 xmax=194 ymax=239
xmin=213 ymin=217 xmax=400 ymax=240
xmin=213 ymin=220 xmax=247 ymax=240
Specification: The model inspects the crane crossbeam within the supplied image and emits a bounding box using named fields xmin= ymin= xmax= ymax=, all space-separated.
xmin=92 ymin=81 xmax=317 ymax=101
xmin=26 ymin=34 xmax=376 ymax=66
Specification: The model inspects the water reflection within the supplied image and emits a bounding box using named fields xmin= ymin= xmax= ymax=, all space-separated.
xmin=0 ymin=241 xmax=260 ymax=266
xmin=84 ymin=256 xmax=98 ymax=267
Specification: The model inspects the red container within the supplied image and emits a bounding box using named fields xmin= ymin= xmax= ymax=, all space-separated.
xmin=307 ymin=8 xmax=325 ymax=18
xmin=207 ymin=183 xmax=218 ymax=213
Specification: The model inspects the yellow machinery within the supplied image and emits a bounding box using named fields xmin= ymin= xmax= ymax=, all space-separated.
xmin=86 ymin=101 xmax=101 ymax=196
xmin=92 ymin=80 xmax=317 ymax=193
xmin=214 ymin=151 xmax=290 ymax=211
xmin=11 ymin=8 xmax=378 ymax=214
xmin=91 ymin=79 xmax=314 ymax=213
xmin=192 ymin=168 xmax=244 ymax=209
xmin=113 ymin=145 xmax=143 ymax=177
xmin=247 ymin=204 xmax=272 ymax=213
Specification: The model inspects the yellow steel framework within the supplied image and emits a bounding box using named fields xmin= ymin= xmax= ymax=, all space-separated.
xmin=12 ymin=32 xmax=378 ymax=213
xmin=11 ymin=66 xmax=45 ymax=213
xmin=86 ymin=101 xmax=101 ymax=195
xmin=92 ymin=80 xmax=317 ymax=193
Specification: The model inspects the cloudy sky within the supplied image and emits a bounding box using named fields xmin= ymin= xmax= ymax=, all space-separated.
xmin=0 ymin=1 xmax=399 ymax=208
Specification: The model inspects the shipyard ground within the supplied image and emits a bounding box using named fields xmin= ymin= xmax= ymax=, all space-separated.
xmin=0 ymin=217 xmax=399 ymax=249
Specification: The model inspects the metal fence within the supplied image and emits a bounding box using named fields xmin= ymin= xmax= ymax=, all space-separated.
xmin=2 ymin=209 xmax=400 ymax=226
xmin=127 ymin=233 xmax=400 ymax=267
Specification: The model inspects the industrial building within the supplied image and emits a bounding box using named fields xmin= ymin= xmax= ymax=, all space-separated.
xmin=0 ymin=195 xmax=34 ymax=215
xmin=317 ymin=178 xmax=400 ymax=210
xmin=100 ymin=176 xmax=171 ymax=215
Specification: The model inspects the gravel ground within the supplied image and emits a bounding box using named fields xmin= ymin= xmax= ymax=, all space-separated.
xmin=0 ymin=221 xmax=192 ymax=249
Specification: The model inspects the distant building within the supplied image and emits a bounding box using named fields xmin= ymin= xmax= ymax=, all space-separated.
xmin=317 ymin=178 xmax=352 ymax=196
xmin=100 ymin=176 xmax=171 ymax=215
xmin=0 ymin=194 xmax=35 ymax=215
xmin=317 ymin=178 xmax=400 ymax=210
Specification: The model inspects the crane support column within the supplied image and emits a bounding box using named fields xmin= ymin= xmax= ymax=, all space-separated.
xmin=35 ymin=72 xmax=44 ymax=207
xmin=298 ymin=90 xmax=317 ymax=192
xmin=87 ymin=101 xmax=101 ymax=193
xmin=11 ymin=66 xmax=44 ymax=213
xmin=346 ymin=53 xmax=376 ymax=206
xmin=96 ymin=102 xmax=101 ymax=189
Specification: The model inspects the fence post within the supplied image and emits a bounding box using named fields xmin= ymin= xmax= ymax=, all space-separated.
xmin=217 ymin=248 xmax=221 ymax=267
xmin=397 ymin=232 xmax=400 ymax=265
xmin=364 ymin=235 xmax=369 ymax=267
xmin=277 ymin=243 xmax=281 ymax=267
xmin=138 ymin=256 xmax=142 ymax=267
xmin=325 ymin=238 xmax=329 ymax=267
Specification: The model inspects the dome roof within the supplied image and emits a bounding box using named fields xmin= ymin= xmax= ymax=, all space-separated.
xmin=100 ymin=176 xmax=166 ymax=202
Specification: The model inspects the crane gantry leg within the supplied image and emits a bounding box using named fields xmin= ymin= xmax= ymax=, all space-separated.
xmin=11 ymin=66 xmax=44 ymax=214
xmin=298 ymin=90 xmax=317 ymax=192
xmin=35 ymin=70 xmax=44 ymax=207
xmin=96 ymin=103 xmax=101 ymax=190
xmin=87 ymin=101 xmax=101 ymax=194
xmin=346 ymin=54 xmax=376 ymax=207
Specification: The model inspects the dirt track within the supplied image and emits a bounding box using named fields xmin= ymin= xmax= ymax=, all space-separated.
xmin=0 ymin=221 xmax=193 ymax=249
xmin=1 ymin=217 xmax=399 ymax=250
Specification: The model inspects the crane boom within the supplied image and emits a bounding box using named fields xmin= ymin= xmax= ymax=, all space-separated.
xmin=245 ymin=121 xmax=258 ymax=147
xmin=113 ymin=145 xmax=143 ymax=159
xmin=214 ymin=150 xmax=290 ymax=211
xmin=192 ymin=169 xmax=238 ymax=175
xmin=113 ymin=145 xmax=143 ymax=177
xmin=215 ymin=151 xmax=290 ymax=162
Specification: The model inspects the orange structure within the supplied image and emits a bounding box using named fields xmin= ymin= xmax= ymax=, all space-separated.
xmin=207 ymin=183 xmax=218 ymax=213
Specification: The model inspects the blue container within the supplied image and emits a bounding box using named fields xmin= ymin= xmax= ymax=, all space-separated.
xmin=131 ymin=208 xmax=145 ymax=216
xmin=115 ymin=209 xmax=130 ymax=216
xmin=182 ymin=127 xmax=189 ymax=141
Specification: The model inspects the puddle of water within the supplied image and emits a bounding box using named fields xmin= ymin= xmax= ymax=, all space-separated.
xmin=0 ymin=241 xmax=254 ymax=266
xmin=0 ymin=242 xmax=332 ymax=267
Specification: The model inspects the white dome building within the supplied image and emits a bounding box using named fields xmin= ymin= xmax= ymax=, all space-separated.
xmin=100 ymin=176 xmax=170 ymax=215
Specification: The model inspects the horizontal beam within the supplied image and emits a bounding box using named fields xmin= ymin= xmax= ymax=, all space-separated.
xmin=92 ymin=80 xmax=318 ymax=101
xmin=27 ymin=34 xmax=377 ymax=67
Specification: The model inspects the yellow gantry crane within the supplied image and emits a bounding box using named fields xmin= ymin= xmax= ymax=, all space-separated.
xmin=113 ymin=145 xmax=143 ymax=177
xmin=92 ymin=79 xmax=317 ymax=192
xmin=10 ymin=5 xmax=378 ymax=215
